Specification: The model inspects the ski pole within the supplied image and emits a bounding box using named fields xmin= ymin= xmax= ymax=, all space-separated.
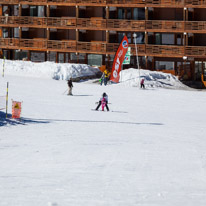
xmin=62 ymin=89 xmax=68 ymax=95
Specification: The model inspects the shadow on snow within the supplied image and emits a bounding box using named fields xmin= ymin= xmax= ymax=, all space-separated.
xmin=0 ymin=111 xmax=50 ymax=127
xmin=22 ymin=118 xmax=164 ymax=126
xmin=0 ymin=112 xmax=163 ymax=127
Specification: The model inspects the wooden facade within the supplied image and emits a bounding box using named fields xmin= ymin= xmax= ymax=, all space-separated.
xmin=1 ymin=0 xmax=206 ymax=82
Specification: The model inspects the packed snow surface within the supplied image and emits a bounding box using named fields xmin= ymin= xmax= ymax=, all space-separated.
xmin=0 ymin=60 xmax=206 ymax=206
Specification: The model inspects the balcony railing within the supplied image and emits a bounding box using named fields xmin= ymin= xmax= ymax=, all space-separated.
xmin=19 ymin=38 xmax=47 ymax=49
xmin=0 ymin=16 xmax=76 ymax=28
xmin=0 ymin=0 xmax=188 ymax=6
xmin=146 ymin=45 xmax=184 ymax=57
xmin=76 ymin=0 xmax=107 ymax=4
xmin=107 ymin=0 xmax=145 ymax=5
xmin=2 ymin=38 xmax=206 ymax=57
xmin=185 ymin=0 xmax=206 ymax=6
xmin=185 ymin=21 xmax=206 ymax=33
xmin=1 ymin=0 xmax=206 ymax=6
xmin=0 ymin=0 xmax=19 ymax=4
xmin=77 ymin=41 xmax=107 ymax=53
xmin=47 ymin=17 xmax=76 ymax=28
xmin=47 ymin=40 xmax=76 ymax=51
xmin=185 ymin=46 xmax=206 ymax=56
xmin=0 ymin=38 xmax=145 ymax=55
xmin=146 ymin=0 xmax=184 ymax=6
xmin=0 ymin=0 xmax=105 ymax=4
xmin=77 ymin=18 xmax=106 ymax=29
xmin=48 ymin=0 xmax=76 ymax=3
xmin=1 ymin=16 xmax=145 ymax=31
xmin=0 ymin=38 xmax=19 ymax=49
xmin=3 ymin=16 xmax=206 ymax=34
xmin=146 ymin=20 xmax=184 ymax=32
xmin=107 ymin=19 xmax=145 ymax=31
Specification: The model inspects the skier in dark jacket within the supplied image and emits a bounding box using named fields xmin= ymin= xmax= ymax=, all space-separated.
xmin=95 ymin=93 xmax=109 ymax=111
xmin=67 ymin=79 xmax=73 ymax=95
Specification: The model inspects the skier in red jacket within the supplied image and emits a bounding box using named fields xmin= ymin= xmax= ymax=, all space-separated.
xmin=140 ymin=78 xmax=145 ymax=89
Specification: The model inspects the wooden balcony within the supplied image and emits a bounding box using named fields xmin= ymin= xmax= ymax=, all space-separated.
xmin=1 ymin=16 xmax=145 ymax=31
xmin=0 ymin=0 xmax=19 ymax=4
xmin=3 ymin=16 xmax=206 ymax=34
xmin=185 ymin=21 xmax=206 ymax=33
xmin=0 ymin=0 xmax=105 ymax=5
xmin=0 ymin=16 xmax=76 ymax=29
xmin=0 ymin=38 xmax=19 ymax=49
xmin=47 ymin=17 xmax=76 ymax=28
xmin=146 ymin=45 xmax=184 ymax=57
xmin=185 ymin=0 xmax=206 ymax=7
xmin=146 ymin=20 xmax=184 ymax=32
xmin=1 ymin=0 xmax=206 ymax=7
xmin=2 ymin=38 xmax=206 ymax=57
xmin=185 ymin=46 xmax=206 ymax=57
xmin=77 ymin=41 xmax=106 ymax=54
xmin=106 ymin=43 xmax=145 ymax=55
xmin=76 ymin=0 xmax=107 ymax=6
xmin=146 ymin=21 xmax=206 ymax=33
xmin=130 ymin=44 xmax=146 ymax=55
xmin=19 ymin=38 xmax=47 ymax=50
xmin=77 ymin=18 xmax=106 ymax=30
xmin=21 ymin=0 xmax=47 ymax=3
xmin=47 ymin=40 xmax=76 ymax=52
xmin=0 ymin=0 xmax=186 ymax=7
xmin=107 ymin=19 xmax=145 ymax=31
xmin=146 ymin=0 xmax=184 ymax=7
xmin=107 ymin=0 xmax=145 ymax=7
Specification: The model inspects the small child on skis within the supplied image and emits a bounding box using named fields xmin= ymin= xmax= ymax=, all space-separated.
xmin=140 ymin=78 xmax=145 ymax=89
xmin=95 ymin=93 xmax=109 ymax=111
xmin=67 ymin=79 xmax=73 ymax=95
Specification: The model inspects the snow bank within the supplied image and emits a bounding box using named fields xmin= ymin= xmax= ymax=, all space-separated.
xmin=120 ymin=68 xmax=188 ymax=89
xmin=0 ymin=59 xmax=188 ymax=89
xmin=0 ymin=59 xmax=100 ymax=80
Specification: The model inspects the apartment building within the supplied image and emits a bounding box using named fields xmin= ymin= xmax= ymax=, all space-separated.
xmin=1 ymin=0 xmax=206 ymax=85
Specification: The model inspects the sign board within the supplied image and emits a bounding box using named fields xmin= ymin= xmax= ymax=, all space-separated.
xmin=12 ymin=100 xmax=22 ymax=119
xmin=123 ymin=47 xmax=131 ymax=65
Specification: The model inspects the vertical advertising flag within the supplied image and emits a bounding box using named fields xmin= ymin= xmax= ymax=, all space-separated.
xmin=110 ymin=36 xmax=129 ymax=83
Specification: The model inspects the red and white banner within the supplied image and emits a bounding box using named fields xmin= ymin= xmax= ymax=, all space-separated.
xmin=110 ymin=36 xmax=129 ymax=83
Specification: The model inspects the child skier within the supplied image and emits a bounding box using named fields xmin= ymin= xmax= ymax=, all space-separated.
xmin=140 ymin=78 xmax=145 ymax=89
xmin=67 ymin=79 xmax=73 ymax=95
xmin=95 ymin=93 xmax=109 ymax=111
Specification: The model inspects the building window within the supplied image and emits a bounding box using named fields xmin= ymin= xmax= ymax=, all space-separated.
xmin=155 ymin=61 xmax=174 ymax=70
xmin=88 ymin=54 xmax=102 ymax=67
xmin=133 ymin=8 xmax=145 ymax=20
xmin=162 ymin=34 xmax=175 ymax=45
xmin=14 ymin=50 xmax=28 ymax=60
xmin=47 ymin=52 xmax=56 ymax=62
xmin=133 ymin=32 xmax=145 ymax=44
xmin=31 ymin=52 xmax=45 ymax=62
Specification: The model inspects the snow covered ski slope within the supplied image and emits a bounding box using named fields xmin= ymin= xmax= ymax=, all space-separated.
xmin=0 ymin=60 xmax=206 ymax=206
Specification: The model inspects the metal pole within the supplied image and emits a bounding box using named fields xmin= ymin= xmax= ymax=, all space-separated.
xmin=133 ymin=34 xmax=141 ymax=88
xmin=120 ymin=64 xmax=123 ymax=83
xmin=6 ymin=82 xmax=9 ymax=119
xmin=2 ymin=56 xmax=5 ymax=77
